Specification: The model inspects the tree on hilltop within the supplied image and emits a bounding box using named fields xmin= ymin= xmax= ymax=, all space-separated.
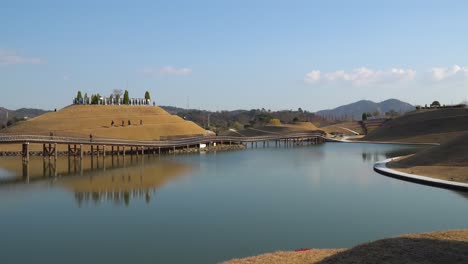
xmin=123 ymin=90 xmax=130 ymax=104
xmin=76 ymin=91 xmax=83 ymax=103
xmin=145 ymin=91 xmax=151 ymax=100
xmin=91 ymin=94 xmax=101 ymax=105
xmin=430 ymin=101 xmax=441 ymax=108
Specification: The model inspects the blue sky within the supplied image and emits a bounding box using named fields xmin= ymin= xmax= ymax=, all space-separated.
xmin=1 ymin=0 xmax=467 ymax=111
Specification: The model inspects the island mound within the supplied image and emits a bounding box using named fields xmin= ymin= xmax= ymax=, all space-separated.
xmin=222 ymin=122 xmax=324 ymax=137
xmin=1 ymin=104 xmax=206 ymax=140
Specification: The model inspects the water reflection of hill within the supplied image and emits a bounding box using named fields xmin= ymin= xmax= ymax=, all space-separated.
xmin=62 ymin=161 xmax=190 ymax=206
xmin=360 ymin=146 xmax=427 ymax=163
xmin=0 ymin=155 xmax=192 ymax=206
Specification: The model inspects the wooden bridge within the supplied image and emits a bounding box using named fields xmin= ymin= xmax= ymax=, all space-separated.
xmin=0 ymin=132 xmax=330 ymax=162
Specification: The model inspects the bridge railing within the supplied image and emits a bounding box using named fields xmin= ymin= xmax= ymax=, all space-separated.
xmin=0 ymin=132 xmax=326 ymax=147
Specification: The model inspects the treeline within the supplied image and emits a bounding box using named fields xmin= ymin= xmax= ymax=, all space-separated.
xmin=161 ymin=106 xmax=330 ymax=131
xmin=74 ymin=90 xmax=151 ymax=105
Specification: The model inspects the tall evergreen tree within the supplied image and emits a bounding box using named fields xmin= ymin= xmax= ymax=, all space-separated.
xmin=76 ymin=91 xmax=83 ymax=103
xmin=123 ymin=90 xmax=130 ymax=104
xmin=144 ymin=91 xmax=151 ymax=100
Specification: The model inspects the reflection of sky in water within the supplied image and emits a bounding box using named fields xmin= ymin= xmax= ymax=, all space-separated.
xmin=0 ymin=168 xmax=15 ymax=180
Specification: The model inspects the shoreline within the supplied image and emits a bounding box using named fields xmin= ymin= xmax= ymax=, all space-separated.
xmin=374 ymin=157 xmax=468 ymax=192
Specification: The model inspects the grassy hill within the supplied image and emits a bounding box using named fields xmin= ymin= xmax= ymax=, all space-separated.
xmin=0 ymin=105 xmax=206 ymax=140
xmin=387 ymin=131 xmax=468 ymax=183
xmin=221 ymin=122 xmax=323 ymax=137
xmin=363 ymin=108 xmax=468 ymax=143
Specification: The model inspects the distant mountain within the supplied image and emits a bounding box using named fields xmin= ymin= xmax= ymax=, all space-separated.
xmin=316 ymin=99 xmax=414 ymax=120
xmin=0 ymin=107 xmax=49 ymax=126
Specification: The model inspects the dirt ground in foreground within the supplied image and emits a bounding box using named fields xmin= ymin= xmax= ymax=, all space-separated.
xmin=222 ymin=230 xmax=468 ymax=264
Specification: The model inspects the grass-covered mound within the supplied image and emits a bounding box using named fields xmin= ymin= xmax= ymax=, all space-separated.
xmin=222 ymin=122 xmax=324 ymax=137
xmin=363 ymin=108 xmax=468 ymax=143
xmin=387 ymin=132 xmax=468 ymax=183
xmin=1 ymin=104 xmax=206 ymax=140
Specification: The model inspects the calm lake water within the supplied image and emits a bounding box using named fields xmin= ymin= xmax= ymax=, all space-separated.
xmin=1 ymin=143 xmax=468 ymax=263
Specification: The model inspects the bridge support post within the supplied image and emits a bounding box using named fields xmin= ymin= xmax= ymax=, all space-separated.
xmin=22 ymin=142 xmax=29 ymax=163
xmin=123 ymin=146 xmax=125 ymax=157
xmin=54 ymin=143 xmax=58 ymax=161
xmin=103 ymin=145 xmax=106 ymax=158
xmin=158 ymin=147 xmax=161 ymax=155
xmin=141 ymin=146 xmax=144 ymax=155
xmin=80 ymin=144 xmax=83 ymax=159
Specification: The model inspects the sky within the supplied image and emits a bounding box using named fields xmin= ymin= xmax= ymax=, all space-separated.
xmin=1 ymin=0 xmax=468 ymax=112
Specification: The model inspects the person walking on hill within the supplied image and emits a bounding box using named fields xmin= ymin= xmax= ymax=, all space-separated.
xmin=89 ymin=134 xmax=93 ymax=142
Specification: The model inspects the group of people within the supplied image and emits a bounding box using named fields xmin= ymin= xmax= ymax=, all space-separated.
xmin=88 ymin=119 xmax=145 ymax=142
xmin=110 ymin=120 xmax=143 ymax=127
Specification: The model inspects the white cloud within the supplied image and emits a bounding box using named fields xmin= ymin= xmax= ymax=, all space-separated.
xmin=430 ymin=65 xmax=468 ymax=81
xmin=0 ymin=49 xmax=43 ymax=66
xmin=305 ymin=67 xmax=416 ymax=86
xmin=304 ymin=70 xmax=320 ymax=83
xmin=142 ymin=66 xmax=192 ymax=76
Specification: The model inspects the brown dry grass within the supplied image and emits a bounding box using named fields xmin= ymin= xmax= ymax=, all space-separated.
xmin=222 ymin=230 xmax=468 ymax=264
xmin=222 ymin=122 xmax=323 ymax=137
xmin=0 ymin=105 xmax=205 ymax=143
xmin=364 ymin=108 xmax=468 ymax=143
xmin=387 ymin=131 xmax=468 ymax=183
xmin=320 ymin=122 xmax=364 ymax=135
xmin=222 ymin=249 xmax=345 ymax=264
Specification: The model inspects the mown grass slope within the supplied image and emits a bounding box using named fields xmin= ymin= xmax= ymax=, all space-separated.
xmin=222 ymin=122 xmax=323 ymax=137
xmin=0 ymin=105 xmax=206 ymax=140
xmin=363 ymin=108 xmax=468 ymax=143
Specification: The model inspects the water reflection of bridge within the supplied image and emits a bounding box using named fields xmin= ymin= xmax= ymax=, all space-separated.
xmin=0 ymin=155 xmax=191 ymax=206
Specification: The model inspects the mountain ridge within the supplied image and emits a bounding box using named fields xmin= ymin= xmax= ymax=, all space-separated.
xmin=316 ymin=99 xmax=414 ymax=120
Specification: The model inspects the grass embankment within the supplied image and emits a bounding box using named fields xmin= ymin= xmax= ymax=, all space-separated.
xmin=0 ymin=105 xmax=206 ymax=152
xmin=319 ymin=121 xmax=364 ymax=135
xmin=387 ymin=131 xmax=468 ymax=183
xmin=363 ymin=108 xmax=468 ymax=144
xmin=222 ymin=230 xmax=468 ymax=264
xmin=223 ymin=122 xmax=324 ymax=137
xmin=359 ymin=108 xmax=468 ymax=183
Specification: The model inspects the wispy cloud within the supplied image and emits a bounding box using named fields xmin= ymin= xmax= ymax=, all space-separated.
xmin=142 ymin=66 xmax=192 ymax=76
xmin=305 ymin=67 xmax=416 ymax=86
xmin=0 ymin=49 xmax=43 ymax=66
xmin=430 ymin=65 xmax=468 ymax=81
